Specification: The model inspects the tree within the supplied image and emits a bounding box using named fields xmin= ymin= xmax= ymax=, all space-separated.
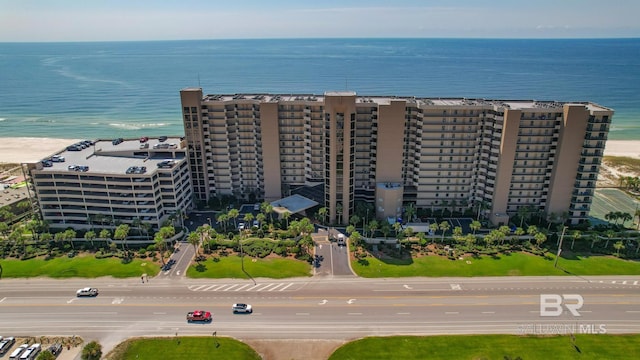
xmin=380 ymin=222 xmax=391 ymax=239
xmin=281 ymin=211 xmax=291 ymax=229
xmin=349 ymin=214 xmax=361 ymax=227
xmin=114 ymin=224 xmax=130 ymax=251
xmin=84 ymin=230 xmax=96 ymax=248
xmin=63 ymin=229 xmax=76 ymax=250
xmin=514 ymin=227 xmax=525 ymax=237
xmin=228 ymin=208 xmax=240 ymax=229
xmin=99 ymin=229 xmax=111 ymax=240
xmin=439 ymin=221 xmax=450 ymax=242
xmin=534 ymin=232 xmax=547 ymax=249
xmin=336 ymin=203 xmax=343 ymax=224
xmin=217 ymin=212 xmax=228 ymax=232
xmin=620 ymin=212 xmax=633 ymax=227
xmin=470 ymin=220 xmax=481 ymax=235
xmin=188 ymin=231 xmax=200 ymax=258
xmin=244 ymin=213 xmax=255 ymax=228
xmin=517 ymin=205 xmax=532 ymax=228
xmin=429 ymin=222 xmax=439 ymax=238
xmin=318 ymin=207 xmax=328 ymax=226
xmin=613 ymin=241 xmax=625 ymax=257
xmin=154 ymin=225 xmax=176 ymax=265
xmin=605 ymin=229 xmax=616 ymax=248
xmin=393 ymin=222 xmax=403 ymax=238
xmin=404 ymin=203 xmax=417 ymax=223
xmin=255 ymin=213 xmax=266 ymax=229
xmin=464 ymin=233 xmax=476 ymax=250
xmin=403 ymin=226 xmax=414 ymax=239
xmin=350 ymin=230 xmax=363 ymax=247
xmin=590 ymin=233 xmax=600 ymax=249
xmin=345 ymin=225 xmax=356 ymax=236
xmin=570 ymin=230 xmax=581 ymax=250
xmin=36 ymin=350 xmax=56 ymax=360
xmin=81 ymin=341 xmax=102 ymax=360
xmin=261 ymin=202 xmax=274 ymax=224
xmin=527 ymin=225 xmax=538 ymax=237
xmin=367 ymin=219 xmax=379 ymax=238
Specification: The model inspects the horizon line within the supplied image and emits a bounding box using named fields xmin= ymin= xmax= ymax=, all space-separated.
xmin=1 ymin=36 xmax=639 ymax=44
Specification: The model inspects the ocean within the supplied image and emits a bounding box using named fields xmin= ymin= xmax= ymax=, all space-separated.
xmin=0 ymin=38 xmax=639 ymax=140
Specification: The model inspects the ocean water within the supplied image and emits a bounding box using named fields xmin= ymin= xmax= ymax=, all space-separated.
xmin=0 ymin=38 xmax=639 ymax=140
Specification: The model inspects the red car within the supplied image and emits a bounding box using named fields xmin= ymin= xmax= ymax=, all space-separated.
xmin=140 ymin=136 xmax=149 ymax=143
xmin=186 ymin=310 xmax=212 ymax=322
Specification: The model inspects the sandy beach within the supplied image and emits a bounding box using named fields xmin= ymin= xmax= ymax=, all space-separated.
xmin=0 ymin=137 xmax=639 ymax=164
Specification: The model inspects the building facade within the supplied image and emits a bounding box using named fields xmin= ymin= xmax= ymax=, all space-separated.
xmin=181 ymin=88 xmax=612 ymax=225
xmin=31 ymin=138 xmax=192 ymax=230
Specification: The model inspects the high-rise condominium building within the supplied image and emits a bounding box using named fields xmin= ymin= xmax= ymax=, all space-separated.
xmin=181 ymin=88 xmax=612 ymax=226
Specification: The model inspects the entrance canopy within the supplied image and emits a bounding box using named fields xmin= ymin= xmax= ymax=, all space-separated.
xmin=270 ymin=194 xmax=319 ymax=216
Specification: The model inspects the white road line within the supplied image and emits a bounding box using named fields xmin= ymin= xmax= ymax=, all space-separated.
xmin=279 ymin=283 xmax=294 ymax=291
xmin=245 ymin=283 xmax=263 ymax=291
xmin=203 ymin=284 xmax=226 ymax=291
xmin=397 ymin=312 xmax=411 ymax=315
xmin=0 ymin=297 xmax=5 ymax=303
xmin=256 ymin=283 xmax=280 ymax=292
xmin=626 ymin=311 xmax=640 ymax=313
xmin=234 ymin=284 xmax=251 ymax=291
xmin=445 ymin=312 xmax=459 ymax=315
xmin=221 ymin=284 xmax=241 ymax=291
xmin=267 ymin=283 xmax=285 ymax=291
xmin=153 ymin=312 xmax=166 ymax=315
xmin=296 ymin=313 xmax=310 ymax=316
xmin=481 ymin=311 xmax=495 ymax=314
xmin=190 ymin=285 xmax=207 ymax=291
xmin=634 ymin=281 xmax=638 ymax=285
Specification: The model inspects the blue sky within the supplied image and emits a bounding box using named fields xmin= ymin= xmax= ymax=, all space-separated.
xmin=1 ymin=0 xmax=638 ymax=41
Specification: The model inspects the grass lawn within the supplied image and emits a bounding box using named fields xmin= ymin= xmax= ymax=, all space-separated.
xmin=351 ymin=251 xmax=640 ymax=277
xmin=329 ymin=334 xmax=640 ymax=360
xmin=107 ymin=337 xmax=260 ymax=360
xmin=1 ymin=254 xmax=160 ymax=278
xmin=186 ymin=255 xmax=312 ymax=278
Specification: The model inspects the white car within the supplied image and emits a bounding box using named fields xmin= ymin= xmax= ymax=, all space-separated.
xmin=76 ymin=287 xmax=99 ymax=297
xmin=232 ymin=303 xmax=253 ymax=314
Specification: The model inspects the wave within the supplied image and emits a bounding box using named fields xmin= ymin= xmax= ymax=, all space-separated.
xmin=108 ymin=122 xmax=170 ymax=130
xmin=0 ymin=118 xmax=6 ymax=122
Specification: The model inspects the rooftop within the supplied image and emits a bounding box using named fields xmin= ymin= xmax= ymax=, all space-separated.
xmin=37 ymin=137 xmax=186 ymax=175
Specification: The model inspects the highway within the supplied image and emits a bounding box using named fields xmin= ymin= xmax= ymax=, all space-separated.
xmin=1 ymin=275 xmax=639 ymax=351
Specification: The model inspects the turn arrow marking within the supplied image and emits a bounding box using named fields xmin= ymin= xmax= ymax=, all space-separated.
xmin=347 ymin=299 xmax=356 ymax=304
xmin=319 ymin=299 xmax=328 ymax=305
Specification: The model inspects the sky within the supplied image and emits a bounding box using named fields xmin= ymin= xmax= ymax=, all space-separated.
xmin=1 ymin=0 xmax=639 ymax=42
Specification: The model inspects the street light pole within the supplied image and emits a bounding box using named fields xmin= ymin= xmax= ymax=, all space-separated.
xmin=554 ymin=226 xmax=567 ymax=268
xmin=207 ymin=217 xmax=212 ymax=227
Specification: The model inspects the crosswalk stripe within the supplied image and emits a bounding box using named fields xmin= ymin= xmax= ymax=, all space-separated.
xmin=234 ymin=284 xmax=252 ymax=291
xmin=279 ymin=283 xmax=294 ymax=291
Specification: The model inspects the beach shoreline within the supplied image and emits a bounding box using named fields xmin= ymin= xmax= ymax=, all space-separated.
xmin=1 ymin=137 xmax=639 ymax=164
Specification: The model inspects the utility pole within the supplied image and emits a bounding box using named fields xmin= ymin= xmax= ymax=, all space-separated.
xmin=554 ymin=226 xmax=567 ymax=268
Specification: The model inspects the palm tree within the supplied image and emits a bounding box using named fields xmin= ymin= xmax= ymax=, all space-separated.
xmin=256 ymin=213 xmax=266 ymax=229
xmin=131 ymin=217 xmax=142 ymax=236
xmin=534 ymin=232 xmax=547 ymax=249
xmin=261 ymin=202 xmax=274 ymax=224
xmin=605 ymin=229 xmax=616 ymax=248
xmin=114 ymin=224 xmax=130 ymax=251
xmin=613 ymin=241 xmax=624 ymax=257
xmin=620 ymin=212 xmax=633 ymax=227
xmin=570 ymin=230 xmax=581 ymax=250
xmin=393 ymin=222 xmax=403 ymax=238
xmin=440 ymin=200 xmax=448 ymax=217
xmin=367 ymin=219 xmax=379 ymax=238
xmin=228 ymin=208 xmax=240 ymax=229
xmin=244 ymin=213 xmax=255 ymax=229
xmin=429 ymin=222 xmax=439 ymax=238
xmin=84 ymin=230 xmax=96 ymax=248
xmin=99 ymin=229 xmax=111 ymax=241
xmin=63 ymin=229 xmax=76 ymax=250
xmin=318 ymin=207 xmax=328 ymax=226
xmin=527 ymin=225 xmax=538 ymax=237
xmin=349 ymin=214 xmax=361 ymax=227
xmin=439 ymin=221 xmax=450 ymax=242
xmin=380 ymin=222 xmax=391 ymax=239
xmin=217 ymin=212 xmax=228 ymax=232
xmin=635 ymin=208 xmax=640 ymax=230
xmin=464 ymin=233 xmax=476 ymax=250
xmin=404 ymin=203 xmax=416 ymax=222
xmin=188 ymin=231 xmax=200 ymax=258
xmin=590 ymin=233 xmax=600 ymax=249
xmin=470 ymin=220 xmax=481 ymax=235
xmin=281 ymin=211 xmax=291 ymax=229
xmin=517 ymin=205 xmax=532 ymax=228
xmin=350 ymin=231 xmax=362 ymax=247
xmin=345 ymin=224 xmax=355 ymax=236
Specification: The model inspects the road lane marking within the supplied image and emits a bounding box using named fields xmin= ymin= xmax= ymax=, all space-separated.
xmin=397 ymin=312 xmax=411 ymax=315
xmin=626 ymin=311 xmax=640 ymax=313
xmin=347 ymin=299 xmax=356 ymax=304
xmin=403 ymin=285 xmax=413 ymax=290
xmin=256 ymin=283 xmax=280 ymax=291
xmin=190 ymin=285 xmax=207 ymax=291
xmin=319 ymin=299 xmax=328 ymax=305
xmin=450 ymin=284 xmax=461 ymax=290
xmin=234 ymin=284 xmax=251 ymax=291
xmin=295 ymin=313 xmax=309 ymax=316
xmin=280 ymin=283 xmax=294 ymax=291
xmin=0 ymin=297 xmax=6 ymax=303
xmin=221 ymin=284 xmax=240 ymax=291
xmin=245 ymin=283 xmax=263 ymax=291
xmin=445 ymin=312 xmax=459 ymax=314
xmin=482 ymin=311 xmax=495 ymax=314
xmin=153 ymin=312 xmax=166 ymax=315
xmin=268 ymin=283 xmax=286 ymax=291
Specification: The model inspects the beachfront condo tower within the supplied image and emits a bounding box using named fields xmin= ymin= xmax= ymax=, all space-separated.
xmin=180 ymin=88 xmax=612 ymax=226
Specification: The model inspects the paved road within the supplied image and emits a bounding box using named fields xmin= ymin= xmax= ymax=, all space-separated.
xmin=1 ymin=275 xmax=639 ymax=352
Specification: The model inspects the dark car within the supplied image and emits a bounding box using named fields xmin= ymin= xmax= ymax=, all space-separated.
xmin=66 ymin=145 xmax=81 ymax=151
xmin=47 ymin=343 xmax=62 ymax=357
xmin=0 ymin=337 xmax=16 ymax=355
xmin=112 ymin=138 xmax=124 ymax=145
xmin=158 ymin=136 xmax=168 ymax=142
xmin=41 ymin=160 xmax=53 ymax=167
